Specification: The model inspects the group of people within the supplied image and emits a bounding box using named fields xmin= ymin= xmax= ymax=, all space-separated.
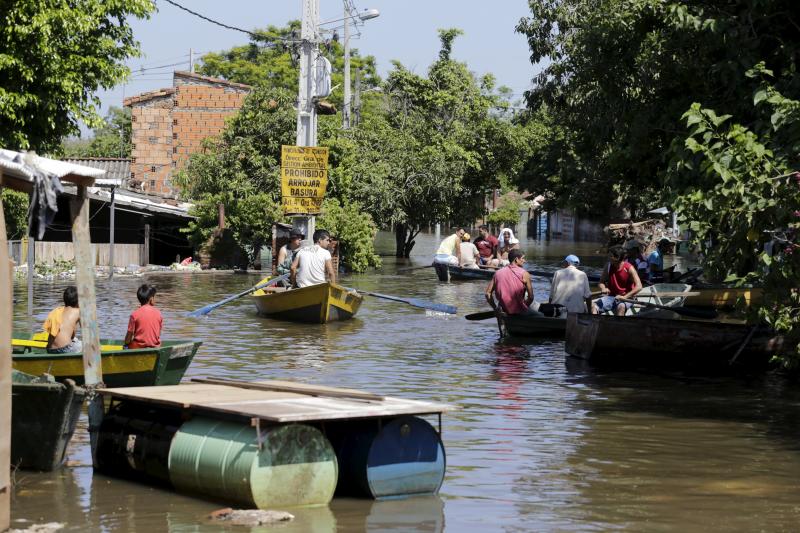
xmin=43 ymin=283 xmax=163 ymax=354
xmin=435 ymin=225 xmax=522 ymax=269
xmin=620 ymin=237 xmax=675 ymax=285
xmin=276 ymin=228 xmax=336 ymax=288
xmin=483 ymin=239 xmax=674 ymax=318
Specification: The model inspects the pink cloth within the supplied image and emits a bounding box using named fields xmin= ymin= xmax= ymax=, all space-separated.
xmin=494 ymin=264 xmax=529 ymax=314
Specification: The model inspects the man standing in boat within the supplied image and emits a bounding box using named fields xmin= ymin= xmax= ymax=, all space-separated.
xmin=291 ymin=229 xmax=336 ymax=288
xmin=434 ymin=227 xmax=465 ymax=266
xmin=485 ymin=249 xmax=543 ymax=316
xmin=592 ymin=246 xmax=643 ymax=316
xmin=549 ymin=254 xmax=593 ymax=314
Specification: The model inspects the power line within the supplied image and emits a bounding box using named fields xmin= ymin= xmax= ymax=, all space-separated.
xmin=160 ymin=0 xmax=264 ymax=39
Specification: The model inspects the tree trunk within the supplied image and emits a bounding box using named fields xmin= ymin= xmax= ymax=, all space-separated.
xmin=394 ymin=224 xmax=416 ymax=258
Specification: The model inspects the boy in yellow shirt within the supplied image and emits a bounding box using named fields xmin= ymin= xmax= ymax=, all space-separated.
xmin=43 ymin=286 xmax=82 ymax=353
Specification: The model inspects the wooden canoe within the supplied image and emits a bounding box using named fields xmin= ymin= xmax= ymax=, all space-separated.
xmin=252 ymin=282 xmax=363 ymax=323
xmin=433 ymin=262 xmax=495 ymax=281
xmin=11 ymin=370 xmax=85 ymax=471
xmin=12 ymin=337 xmax=201 ymax=387
xmin=685 ymin=287 xmax=763 ymax=308
xmin=564 ymin=313 xmax=783 ymax=366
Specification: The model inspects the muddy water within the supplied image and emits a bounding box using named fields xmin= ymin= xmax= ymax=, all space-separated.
xmin=10 ymin=232 xmax=800 ymax=531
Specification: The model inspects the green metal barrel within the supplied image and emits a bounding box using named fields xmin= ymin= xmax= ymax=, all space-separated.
xmin=168 ymin=418 xmax=338 ymax=508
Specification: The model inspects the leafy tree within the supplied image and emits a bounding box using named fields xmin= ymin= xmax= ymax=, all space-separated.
xmin=1 ymin=189 xmax=29 ymax=240
xmin=62 ymin=107 xmax=132 ymax=158
xmin=0 ymin=1 xmax=154 ymax=152
xmin=486 ymin=191 xmax=526 ymax=227
xmin=317 ymin=198 xmax=380 ymax=272
xmin=198 ymin=22 xmax=381 ymax=108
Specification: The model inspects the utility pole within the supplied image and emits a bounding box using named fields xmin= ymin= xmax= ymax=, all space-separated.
xmin=354 ymin=67 xmax=362 ymax=127
xmin=342 ymin=2 xmax=351 ymax=129
xmin=189 ymin=48 xmax=194 ymax=73
xmin=293 ymin=0 xmax=320 ymax=240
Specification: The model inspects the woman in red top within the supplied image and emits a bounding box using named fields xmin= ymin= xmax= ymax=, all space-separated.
xmin=592 ymin=246 xmax=642 ymax=316
xmin=125 ymin=284 xmax=163 ymax=349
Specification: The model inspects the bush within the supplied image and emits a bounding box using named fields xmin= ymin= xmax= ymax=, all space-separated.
xmin=317 ymin=198 xmax=381 ymax=273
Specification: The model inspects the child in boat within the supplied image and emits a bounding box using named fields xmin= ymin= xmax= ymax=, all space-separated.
xmin=124 ymin=284 xmax=162 ymax=349
xmin=44 ymin=286 xmax=82 ymax=354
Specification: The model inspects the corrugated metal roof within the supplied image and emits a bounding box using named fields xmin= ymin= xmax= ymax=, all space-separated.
xmin=62 ymin=157 xmax=129 ymax=185
xmin=0 ymin=149 xmax=105 ymax=191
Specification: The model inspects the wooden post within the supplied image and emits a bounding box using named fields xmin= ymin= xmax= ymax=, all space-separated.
xmin=108 ymin=186 xmax=115 ymax=278
xmin=26 ymin=236 xmax=33 ymax=322
xmin=71 ymin=185 xmax=104 ymax=464
xmin=143 ymin=223 xmax=150 ymax=266
xmin=0 ymin=177 xmax=12 ymax=532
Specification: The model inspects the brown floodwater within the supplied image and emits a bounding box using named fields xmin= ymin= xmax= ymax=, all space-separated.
xmin=9 ymin=231 xmax=800 ymax=531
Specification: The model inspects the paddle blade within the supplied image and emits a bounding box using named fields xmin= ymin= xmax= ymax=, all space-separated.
xmin=187 ymin=304 xmax=216 ymax=317
xmin=407 ymin=299 xmax=457 ymax=314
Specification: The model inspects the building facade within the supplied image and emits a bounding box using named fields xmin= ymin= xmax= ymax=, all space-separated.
xmin=124 ymin=71 xmax=251 ymax=198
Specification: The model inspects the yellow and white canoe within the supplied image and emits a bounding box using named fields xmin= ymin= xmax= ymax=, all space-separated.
xmin=252 ymin=281 xmax=363 ymax=323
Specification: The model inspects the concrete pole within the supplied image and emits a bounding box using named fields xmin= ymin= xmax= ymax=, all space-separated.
xmin=293 ymin=0 xmax=320 ymax=240
xmin=189 ymin=48 xmax=194 ymax=74
xmin=354 ymin=67 xmax=361 ymax=127
xmin=108 ymin=186 xmax=115 ymax=278
xmin=71 ymin=185 xmax=104 ymax=464
xmin=144 ymin=223 xmax=150 ymax=266
xmin=0 ymin=177 xmax=12 ymax=532
xmin=342 ymin=2 xmax=351 ymax=130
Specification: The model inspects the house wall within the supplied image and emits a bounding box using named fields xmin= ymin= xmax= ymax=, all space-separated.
xmin=128 ymin=73 xmax=250 ymax=198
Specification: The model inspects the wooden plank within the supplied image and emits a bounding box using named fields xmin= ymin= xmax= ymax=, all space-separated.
xmin=0 ymin=175 xmax=12 ymax=531
xmin=191 ymin=377 xmax=386 ymax=401
xmin=99 ymin=383 xmax=453 ymax=423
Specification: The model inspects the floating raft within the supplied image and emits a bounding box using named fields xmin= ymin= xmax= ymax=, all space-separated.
xmin=96 ymin=379 xmax=454 ymax=508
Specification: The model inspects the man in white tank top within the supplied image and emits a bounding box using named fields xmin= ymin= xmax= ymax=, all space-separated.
xmin=291 ymin=229 xmax=336 ymax=288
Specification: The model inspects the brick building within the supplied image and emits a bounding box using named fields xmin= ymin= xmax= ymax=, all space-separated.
xmin=124 ymin=71 xmax=251 ymax=198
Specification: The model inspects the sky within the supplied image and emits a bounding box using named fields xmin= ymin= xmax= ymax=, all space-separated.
xmin=93 ymin=1 xmax=538 ymax=128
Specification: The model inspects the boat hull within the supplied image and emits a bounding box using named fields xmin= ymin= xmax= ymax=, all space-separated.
xmin=252 ymin=282 xmax=363 ymax=323
xmin=565 ymin=313 xmax=782 ymax=366
xmin=500 ymin=314 xmax=567 ymax=337
xmin=434 ymin=263 xmax=494 ymax=281
xmin=686 ymin=287 xmax=763 ymax=308
xmin=11 ymin=371 xmax=85 ymax=471
xmin=12 ymin=339 xmax=201 ymax=387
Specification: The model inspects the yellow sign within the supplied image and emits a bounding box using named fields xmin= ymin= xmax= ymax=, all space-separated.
xmin=281 ymin=145 xmax=329 ymax=214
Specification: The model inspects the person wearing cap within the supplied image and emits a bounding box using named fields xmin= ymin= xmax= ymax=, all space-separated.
xmin=276 ymin=229 xmax=304 ymax=276
xmin=549 ymin=254 xmax=593 ymax=314
xmin=459 ymin=232 xmax=480 ymax=269
xmin=485 ymin=249 xmax=543 ymax=316
xmin=648 ymin=237 xmax=674 ymax=282
xmin=434 ymin=227 xmax=465 ymax=266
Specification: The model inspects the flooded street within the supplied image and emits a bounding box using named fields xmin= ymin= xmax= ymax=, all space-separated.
xmin=10 ymin=232 xmax=800 ymax=532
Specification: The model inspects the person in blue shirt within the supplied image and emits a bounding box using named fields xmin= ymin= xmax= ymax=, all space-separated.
xmin=648 ymin=238 xmax=674 ymax=282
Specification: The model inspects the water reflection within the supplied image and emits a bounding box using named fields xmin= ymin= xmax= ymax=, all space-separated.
xmin=10 ymin=231 xmax=800 ymax=531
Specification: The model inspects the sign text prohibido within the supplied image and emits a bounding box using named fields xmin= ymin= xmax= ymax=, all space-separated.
xmin=281 ymin=145 xmax=329 ymax=215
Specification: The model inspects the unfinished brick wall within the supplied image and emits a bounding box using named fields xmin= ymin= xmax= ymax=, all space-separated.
xmin=125 ymin=71 xmax=250 ymax=198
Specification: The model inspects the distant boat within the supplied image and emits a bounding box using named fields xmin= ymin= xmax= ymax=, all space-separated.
xmin=252 ymin=281 xmax=363 ymax=323
xmin=11 ymin=370 xmax=85 ymax=471
xmin=686 ymin=287 xmax=763 ymax=308
xmin=12 ymin=336 xmax=201 ymax=387
xmin=564 ymin=313 xmax=783 ymax=367
xmin=433 ymin=263 xmax=494 ymax=281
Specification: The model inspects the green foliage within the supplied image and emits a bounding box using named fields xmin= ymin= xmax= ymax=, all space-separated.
xmin=0 ymin=1 xmax=154 ymax=151
xmin=62 ymin=107 xmax=132 ymax=158
xmin=486 ymin=192 xmax=525 ymax=227
xmin=1 ymin=189 xmax=29 ymax=239
xmin=198 ymin=22 xmax=381 ymax=109
xmin=317 ymin=198 xmax=381 ymax=272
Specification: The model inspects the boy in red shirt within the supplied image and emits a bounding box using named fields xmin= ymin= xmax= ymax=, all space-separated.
xmin=124 ymin=284 xmax=162 ymax=349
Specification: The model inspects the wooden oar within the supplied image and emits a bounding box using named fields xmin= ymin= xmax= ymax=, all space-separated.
xmin=187 ymin=274 xmax=289 ymax=317
xmin=344 ymin=287 xmax=456 ymax=314
xmin=627 ymin=300 xmax=717 ymax=319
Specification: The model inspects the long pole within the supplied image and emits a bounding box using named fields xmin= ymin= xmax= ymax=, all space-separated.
xmin=109 ymin=186 xmax=115 ymax=278
xmin=342 ymin=2 xmax=351 ymax=130
xmin=293 ymin=0 xmax=320 ymax=240
xmin=0 ymin=174 xmax=12 ymax=532
xmin=71 ymin=185 xmax=104 ymax=464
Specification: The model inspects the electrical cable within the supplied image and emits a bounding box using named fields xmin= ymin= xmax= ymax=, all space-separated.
xmin=160 ymin=0 xmax=279 ymax=41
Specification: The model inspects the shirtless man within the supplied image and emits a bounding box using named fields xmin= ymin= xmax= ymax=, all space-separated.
xmin=44 ymin=286 xmax=82 ymax=353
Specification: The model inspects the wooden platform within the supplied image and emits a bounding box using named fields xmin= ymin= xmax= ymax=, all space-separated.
xmin=98 ymin=379 xmax=454 ymax=424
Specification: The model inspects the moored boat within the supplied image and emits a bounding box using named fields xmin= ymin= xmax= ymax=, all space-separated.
xmin=685 ymin=287 xmax=763 ymax=308
xmin=12 ymin=337 xmax=201 ymax=387
xmin=252 ymin=281 xmax=363 ymax=323
xmin=433 ymin=262 xmax=494 ymax=281
xmin=11 ymin=370 xmax=85 ymax=471
xmin=564 ymin=313 xmax=783 ymax=366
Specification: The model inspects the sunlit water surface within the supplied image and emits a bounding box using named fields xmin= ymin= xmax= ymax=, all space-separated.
xmin=10 ymin=232 xmax=800 ymax=532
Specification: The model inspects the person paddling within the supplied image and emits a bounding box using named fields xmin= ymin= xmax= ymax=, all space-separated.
xmin=592 ymin=246 xmax=642 ymax=316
